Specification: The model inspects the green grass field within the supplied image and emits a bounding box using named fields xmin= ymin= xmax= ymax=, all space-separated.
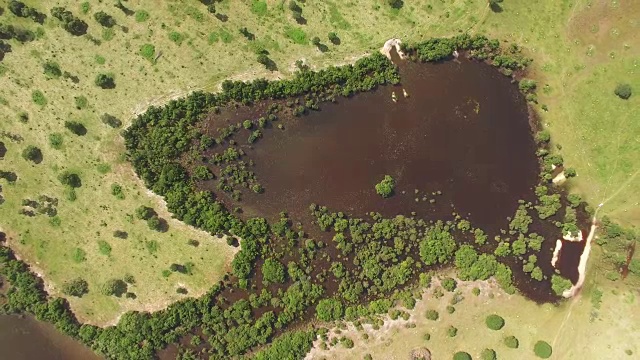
xmin=311 ymin=263 xmax=640 ymax=359
xmin=0 ymin=0 xmax=638 ymax=326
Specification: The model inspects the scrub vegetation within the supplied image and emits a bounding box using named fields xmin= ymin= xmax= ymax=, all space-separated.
xmin=0 ymin=1 xmax=639 ymax=360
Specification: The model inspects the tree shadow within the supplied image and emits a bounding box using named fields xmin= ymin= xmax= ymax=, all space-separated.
xmin=317 ymin=44 xmax=329 ymax=53
xmin=295 ymin=16 xmax=307 ymax=25
xmin=0 ymin=142 xmax=6 ymax=159
xmin=330 ymin=37 xmax=341 ymax=45
xmin=0 ymin=171 xmax=18 ymax=183
xmin=490 ymin=3 xmax=503 ymax=12
xmin=115 ymin=2 xmax=135 ymax=16
xmin=215 ymin=13 xmax=229 ymax=22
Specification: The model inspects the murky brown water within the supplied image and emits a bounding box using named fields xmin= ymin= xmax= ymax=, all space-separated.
xmin=0 ymin=315 xmax=100 ymax=360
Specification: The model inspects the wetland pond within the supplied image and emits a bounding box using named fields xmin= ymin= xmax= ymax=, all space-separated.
xmin=1 ymin=50 xmax=588 ymax=359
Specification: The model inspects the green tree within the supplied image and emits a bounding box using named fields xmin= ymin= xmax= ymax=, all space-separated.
xmin=93 ymin=11 xmax=116 ymax=27
xmin=614 ymin=83 xmax=632 ymax=99
xmin=504 ymin=335 xmax=519 ymax=348
xmin=375 ymin=175 xmax=395 ymax=198
xmin=147 ymin=216 xmax=162 ymax=231
xmin=453 ymin=352 xmax=472 ymax=360
xmin=61 ymin=278 xmax=89 ymax=297
xmin=425 ymin=309 xmax=439 ymax=320
xmin=481 ymin=348 xmax=497 ymax=360
xmin=315 ymin=298 xmax=344 ymax=322
xmin=94 ymin=73 xmax=115 ymax=89
xmin=486 ymin=314 xmax=505 ymax=330
xmin=100 ymin=278 xmax=127 ymax=297
xmin=58 ymin=171 xmax=81 ymax=188
xmin=551 ymin=274 xmax=572 ymax=296
xmin=328 ymin=32 xmax=340 ymax=45
xmin=43 ymin=61 xmax=62 ymax=78
xmin=447 ymin=325 xmax=458 ymax=337
xmin=534 ymin=340 xmax=553 ymax=358
xmin=262 ymin=258 xmax=285 ymax=285
xmin=135 ymin=205 xmax=154 ymax=220
xmin=21 ymin=145 xmax=42 ymax=163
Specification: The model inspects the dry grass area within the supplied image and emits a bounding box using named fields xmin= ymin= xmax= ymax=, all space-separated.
xmin=309 ymin=261 xmax=640 ymax=360
xmin=0 ymin=0 xmax=638 ymax=327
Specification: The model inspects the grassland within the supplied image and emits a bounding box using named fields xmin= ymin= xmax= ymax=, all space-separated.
xmin=0 ymin=0 xmax=638 ymax=327
xmin=309 ymin=258 xmax=640 ymax=360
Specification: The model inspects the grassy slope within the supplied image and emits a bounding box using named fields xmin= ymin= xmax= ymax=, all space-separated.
xmin=0 ymin=0 xmax=637 ymax=326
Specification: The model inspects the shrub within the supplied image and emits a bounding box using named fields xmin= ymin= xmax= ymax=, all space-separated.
xmin=614 ymin=83 xmax=632 ymax=99
xmin=564 ymin=167 xmax=577 ymax=178
xmin=375 ymin=175 xmax=395 ymax=198
xmin=94 ymin=11 xmax=116 ymax=27
xmin=58 ymin=171 xmax=81 ymax=188
xmin=504 ymin=335 xmax=519 ymax=348
xmin=71 ymin=247 xmax=86 ymax=263
xmin=101 ymin=113 xmax=122 ymax=128
xmin=328 ymin=32 xmax=340 ymax=45
xmin=446 ymin=305 xmax=455 ymax=314
xmin=168 ymin=31 xmax=184 ymax=45
xmin=262 ymin=258 xmax=285 ymax=285
xmin=447 ymin=325 xmax=458 ymax=337
xmin=441 ymin=277 xmax=457 ymax=291
xmin=551 ymin=274 xmax=572 ymax=296
xmin=481 ymin=348 xmax=497 ymax=360
xmin=147 ymin=216 xmax=162 ymax=231
xmin=21 ymin=145 xmax=42 ymax=163
xmin=135 ymin=10 xmax=149 ymax=22
xmin=629 ymin=259 xmax=640 ymax=275
xmin=135 ymin=205 xmax=154 ymax=220
xmin=43 ymin=61 xmax=62 ymax=78
xmin=98 ymin=240 xmax=112 ymax=256
xmin=453 ymin=352 xmax=472 ymax=360
xmin=74 ymin=95 xmax=88 ymax=109
xmin=64 ymin=121 xmax=87 ymax=135
xmin=61 ymin=278 xmax=89 ymax=297
xmin=486 ymin=314 xmax=505 ymax=330
xmin=31 ymin=90 xmax=47 ymax=106
xmin=140 ymin=43 xmax=155 ymax=62
xmin=534 ymin=341 xmax=552 ymax=358
xmin=425 ymin=309 xmax=439 ymax=320
xmin=95 ymin=73 xmax=115 ymax=89
xmin=100 ymin=279 xmax=127 ymax=297
xmin=536 ymin=130 xmax=551 ymax=143
xmin=111 ymin=183 xmax=125 ymax=199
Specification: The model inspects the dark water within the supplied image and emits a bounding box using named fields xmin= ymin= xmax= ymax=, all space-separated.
xmin=0 ymin=315 xmax=100 ymax=360
xmin=239 ymin=57 xmax=538 ymax=234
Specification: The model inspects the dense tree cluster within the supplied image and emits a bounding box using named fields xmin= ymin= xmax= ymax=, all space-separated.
xmin=50 ymin=7 xmax=88 ymax=36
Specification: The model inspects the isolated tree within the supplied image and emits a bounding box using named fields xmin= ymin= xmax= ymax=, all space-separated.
xmin=534 ymin=341 xmax=553 ymax=358
xmin=135 ymin=205 xmax=154 ymax=220
xmin=311 ymin=36 xmax=321 ymax=46
xmin=43 ymin=61 xmax=62 ymax=78
xmin=21 ymin=145 xmax=42 ymax=163
xmin=564 ymin=167 xmax=576 ymax=178
xmin=100 ymin=278 xmax=127 ymax=297
xmin=61 ymin=278 xmax=89 ymax=297
xmin=58 ymin=171 xmax=81 ymax=188
xmin=101 ymin=113 xmax=122 ymax=128
xmin=375 ymin=175 xmax=395 ymax=198
xmin=614 ymin=83 xmax=632 ymax=99
xmin=504 ymin=335 xmax=519 ymax=349
xmin=453 ymin=352 xmax=472 ymax=360
xmin=328 ymin=32 xmax=340 ymax=45
xmin=486 ymin=314 xmax=505 ymax=330
xmin=95 ymin=73 xmax=115 ymax=89
xmin=94 ymin=11 xmax=116 ymax=27
xmin=425 ymin=309 xmax=439 ymax=320
xmin=147 ymin=215 xmax=162 ymax=231
xmin=551 ymin=274 xmax=572 ymax=296
xmin=481 ymin=348 xmax=497 ymax=360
